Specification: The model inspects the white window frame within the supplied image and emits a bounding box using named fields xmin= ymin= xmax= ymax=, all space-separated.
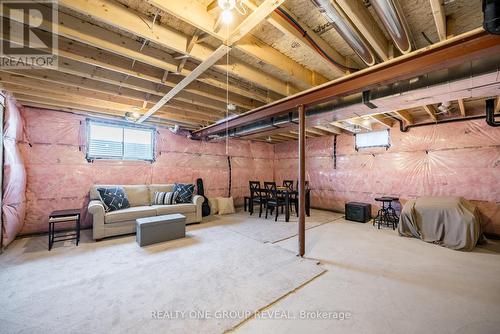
xmin=355 ymin=129 xmax=390 ymax=151
xmin=86 ymin=119 xmax=156 ymax=162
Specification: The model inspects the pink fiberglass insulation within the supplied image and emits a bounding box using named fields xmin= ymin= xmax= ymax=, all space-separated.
xmin=2 ymin=93 xmax=27 ymax=247
xmin=19 ymin=107 xmax=274 ymax=234
xmin=274 ymin=119 xmax=500 ymax=235
xmin=16 ymin=105 xmax=499 ymax=236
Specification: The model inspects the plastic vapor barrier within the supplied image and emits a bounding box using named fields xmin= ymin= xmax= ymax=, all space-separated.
xmin=274 ymin=120 xmax=500 ymax=235
xmin=2 ymin=94 xmax=27 ymax=247
xmin=19 ymin=107 xmax=274 ymax=234
xmin=9 ymin=105 xmax=500 ymax=237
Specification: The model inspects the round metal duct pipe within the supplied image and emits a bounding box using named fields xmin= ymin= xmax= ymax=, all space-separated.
xmin=371 ymin=0 xmax=412 ymax=54
xmin=311 ymin=0 xmax=376 ymax=66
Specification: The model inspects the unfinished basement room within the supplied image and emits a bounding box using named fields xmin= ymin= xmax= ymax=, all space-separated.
xmin=1 ymin=0 xmax=500 ymax=333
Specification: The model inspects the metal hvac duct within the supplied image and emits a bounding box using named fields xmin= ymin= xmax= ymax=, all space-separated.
xmin=220 ymin=54 xmax=500 ymax=139
xmin=371 ymin=0 xmax=412 ymax=54
xmin=311 ymin=0 xmax=376 ymax=66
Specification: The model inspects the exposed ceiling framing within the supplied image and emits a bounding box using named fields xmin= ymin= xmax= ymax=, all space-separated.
xmin=193 ymin=29 xmax=500 ymax=138
xmin=0 ymin=0 xmax=489 ymax=134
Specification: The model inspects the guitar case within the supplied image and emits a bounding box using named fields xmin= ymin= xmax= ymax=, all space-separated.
xmin=196 ymin=178 xmax=211 ymax=217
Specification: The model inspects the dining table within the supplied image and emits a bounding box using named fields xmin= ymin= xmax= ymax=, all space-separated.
xmin=274 ymin=186 xmax=311 ymax=222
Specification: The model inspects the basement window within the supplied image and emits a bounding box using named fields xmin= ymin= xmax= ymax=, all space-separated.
xmin=355 ymin=129 xmax=390 ymax=150
xmin=86 ymin=120 xmax=155 ymax=162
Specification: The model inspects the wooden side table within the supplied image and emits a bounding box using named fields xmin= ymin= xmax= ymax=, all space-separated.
xmin=48 ymin=209 xmax=81 ymax=251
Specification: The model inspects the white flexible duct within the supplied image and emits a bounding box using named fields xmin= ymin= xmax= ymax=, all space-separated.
xmin=311 ymin=0 xmax=377 ymax=66
xmin=370 ymin=0 xmax=412 ymax=54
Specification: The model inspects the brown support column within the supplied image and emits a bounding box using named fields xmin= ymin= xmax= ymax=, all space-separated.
xmin=298 ymin=104 xmax=305 ymax=256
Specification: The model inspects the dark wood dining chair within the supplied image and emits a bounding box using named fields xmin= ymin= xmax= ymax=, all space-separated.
xmin=283 ymin=180 xmax=294 ymax=191
xmin=249 ymin=181 xmax=265 ymax=217
xmin=283 ymin=180 xmax=298 ymax=216
xmin=295 ymin=180 xmax=310 ymax=191
xmin=296 ymin=180 xmax=311 ymax=216
xmin=264 ymin=181 xmax=286 ymax=221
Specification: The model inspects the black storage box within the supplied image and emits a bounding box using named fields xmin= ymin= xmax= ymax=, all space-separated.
xmin=345 ymin=202 xmax=371 ymax=223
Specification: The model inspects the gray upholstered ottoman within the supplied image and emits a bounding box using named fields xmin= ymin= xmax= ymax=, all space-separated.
xmin=136 ymin=214 xmax=186 ymax=246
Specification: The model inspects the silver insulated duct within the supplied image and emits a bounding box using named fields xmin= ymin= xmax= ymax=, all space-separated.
xmin=370 ymin=0 xmax=412 ymax=54
xmin=311 ymin=0 xmax=377 ymax=66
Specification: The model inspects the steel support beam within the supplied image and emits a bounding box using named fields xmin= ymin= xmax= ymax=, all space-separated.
xmin=298 ymin=104 xmax=306 ymax=257
xmin=193 ymin=29 xmax=500 ymax=138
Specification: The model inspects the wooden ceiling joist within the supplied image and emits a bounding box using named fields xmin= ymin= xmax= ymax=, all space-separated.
xmin=290 ymin=130 xmax=318 ymax=138
xmin=1 ymin=3 xmax=277 ymax=103
xmin=457 ymin=99 xmax=466 ymax=117
xmin=57 ymin=0 xmax=303 ymax=96
xmin=12 ymin=93 xmax=202 ymax=127
xmin=346 ymin=118 xmax=372 ymax=131
xmin=146 ymin=0 xmax=329 ymax=89
xmin=244 ymin=1 xmax=352 ymax=76
xmin=2 ymin=83 xmax=214 ymax=125
xmin=313 ymin=125 xmax=342 ymax=135
xmin=423 ymin=105 xmax=438 ymax=121
xmin=52 ymin=36 xmax=259 ymax=109
xmin=4 ymin=57 xmax=228 ymax=114
xmin=15 ymin=101 xmax=189 ymax=128
xmin=370 ymin=114 xmax=393 ymax=128
xmin=139 ymin=0 xmax=290 ymax=122
xmin=138 ymin=45 xmax=230 ymax=123
xmin=226 ymin=0 xmax=286 ymax=45
xmin=304 ymin=128 xmax=327 ymax=136
xmin=330 ymin=122 xmax=355 ymax=133
xmin=278 ymin=133 xmax=299 ymax=140
xmin=273 ymin=133 xmax=297 ymax=141
xmin=394 ymin=110 xmax=414 ymax=124
xmin=193 ymin=29 xmax=500 ymax=138
xmin=0 ymin=72 xmax=222 ymax=123
xmin=430 ymin=0 xmax=447 ymax=42
xmin=177 ymin=30 xmax=202 ymax=74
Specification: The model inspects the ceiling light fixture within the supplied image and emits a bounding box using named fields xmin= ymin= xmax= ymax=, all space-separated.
xmin=218 ymin=0 xmax=236 ymax=11
xmin=124 ymin=111 xmax=141 ymax=121
xmin=221 ymin=9 xmax=233 ymax=24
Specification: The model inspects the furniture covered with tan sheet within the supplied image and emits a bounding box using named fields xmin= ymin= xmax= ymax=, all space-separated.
xmin=398 ymin=196 xmax=482 ymax=251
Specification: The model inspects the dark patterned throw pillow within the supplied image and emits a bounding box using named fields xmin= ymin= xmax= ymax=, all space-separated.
xmin=152 ymin=191 xmax=178 ymax=205
xmin=97 ymin=187 xmax=130 ymax=212
xmin=173 ymin=183 xmax=195 ymax=204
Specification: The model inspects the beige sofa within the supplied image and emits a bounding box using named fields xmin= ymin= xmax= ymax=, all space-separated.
xmin=88 ymin=184 xmax=203 ymax=240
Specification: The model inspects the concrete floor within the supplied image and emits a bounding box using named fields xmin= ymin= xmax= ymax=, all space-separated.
xmin=234 ymin=218 xmax=500 ymax=334
xmin=2 ymin=210 xmax=500 ymax=334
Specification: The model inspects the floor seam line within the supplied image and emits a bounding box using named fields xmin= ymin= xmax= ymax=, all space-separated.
xmin=225 ymin=269 xmax=328 ymax=333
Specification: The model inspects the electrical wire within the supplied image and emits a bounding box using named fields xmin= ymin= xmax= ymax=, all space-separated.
xmin=275 ymin=7 xmax=358 ymax=73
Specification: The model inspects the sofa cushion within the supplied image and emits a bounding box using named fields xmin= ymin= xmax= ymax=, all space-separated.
xmin=149 ymin=184 xmax=174 ymax=203
xmin=105 ymin=206 xmax=156 ymax=224
xmin=152 ymin=191 xmax=179 ymax=205
xmin=174 ymin=183 xmax=195 ymax=203
xmin=91 ymin=185 xmax=149 ymax=207
xmin=217 ymin=197 xmax=235 ymax=215
xmin=97 ymin=187 xmax=130 ymax=212
xmin=208 ymin=197 xmax=219 ymax=215
xmin=152 ymin=204 xmax=196 ymax=216
xmin=123 ymin=185 xmax=150 ymax=207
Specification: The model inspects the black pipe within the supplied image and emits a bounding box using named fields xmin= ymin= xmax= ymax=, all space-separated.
xmin=486 ymin=98 xmax=500 ymax=127
xmin=333 ymin=134 xmax=337 ymax=169
xmin=227 ymin=156 xmax=232 ymax=197
xmin=390 ymin=114 xmax=488 ymax=132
